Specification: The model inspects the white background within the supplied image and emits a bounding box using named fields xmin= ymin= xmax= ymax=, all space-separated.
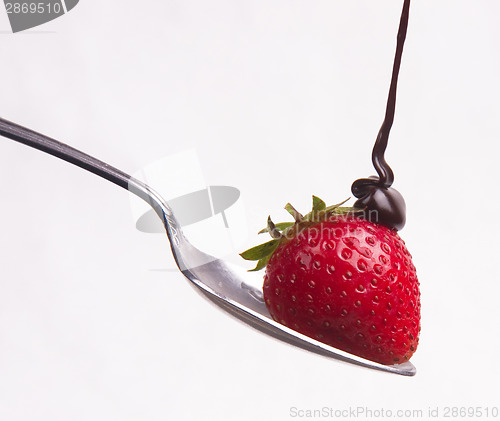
xmin=1 ymin=1 xmax=499 ymax=420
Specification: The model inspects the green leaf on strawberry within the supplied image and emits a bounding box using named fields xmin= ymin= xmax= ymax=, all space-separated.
xmin=242 ymin=196 xmax=359 ymax=271
xmin=258 ymin=222 xmax=294 ymax=234
xmin=239 ymin=238 xmax=280 ymax=261
xmin=312 ymin=195 xmax=326 ymax=212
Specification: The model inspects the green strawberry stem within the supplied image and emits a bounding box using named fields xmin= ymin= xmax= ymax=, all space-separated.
xmin=240 ymin=196 xmax=362 ymax=271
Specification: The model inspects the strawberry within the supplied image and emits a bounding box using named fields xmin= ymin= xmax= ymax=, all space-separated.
xmin=241 ymin=196 xmax=420 ymax=365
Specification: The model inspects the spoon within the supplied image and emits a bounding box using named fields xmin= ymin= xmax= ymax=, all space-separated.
xmin=0 ymin=117 xmax=416 ymax=376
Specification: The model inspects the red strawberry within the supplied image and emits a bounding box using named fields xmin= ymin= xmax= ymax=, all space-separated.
xmin=241 ymin=197 xmax=420 ymax=365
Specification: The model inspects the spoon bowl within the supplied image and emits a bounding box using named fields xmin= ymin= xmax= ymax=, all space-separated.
xmin=0 ymin=117 xmax=416 ymax=376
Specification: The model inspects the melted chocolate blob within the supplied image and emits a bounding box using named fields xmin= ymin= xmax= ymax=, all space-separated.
xmin=351 ymin=0 xmax=410 ymax=231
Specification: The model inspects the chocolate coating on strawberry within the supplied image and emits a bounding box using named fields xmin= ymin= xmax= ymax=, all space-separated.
xmin=352 ymin=183 xmax=406 ymax=232
xmin=351 ymin=0 xmax=410 ymax=231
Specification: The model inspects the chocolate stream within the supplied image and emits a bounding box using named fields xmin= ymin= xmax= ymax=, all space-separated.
xmin=351 ymin=0 xmax=410 ymax=230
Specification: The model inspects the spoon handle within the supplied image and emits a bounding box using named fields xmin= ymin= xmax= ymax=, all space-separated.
xmin=0 ymin=117 xmax=134 ymax=189
xmin=0 ymin=117 xmax=175 ymax=233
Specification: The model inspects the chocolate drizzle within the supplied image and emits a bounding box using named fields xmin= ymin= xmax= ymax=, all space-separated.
xmin=351 ymin=0 xmax=410 ymax=231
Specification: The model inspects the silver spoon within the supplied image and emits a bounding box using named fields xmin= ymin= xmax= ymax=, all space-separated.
xmin=0 ymin=117 xmax=416 ymax=376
